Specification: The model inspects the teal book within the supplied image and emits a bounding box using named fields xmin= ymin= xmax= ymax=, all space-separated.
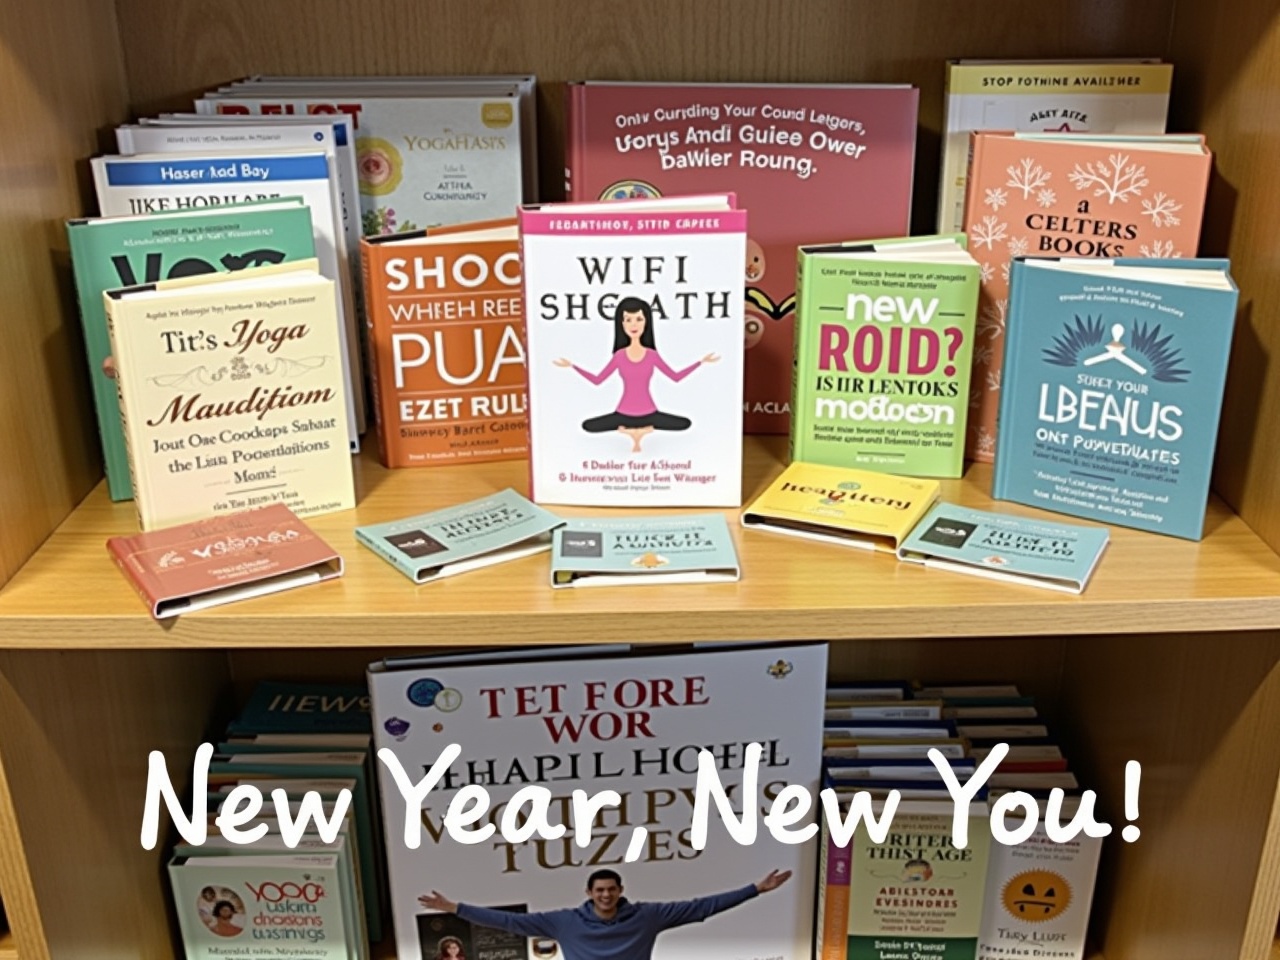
xmin=550 ymin=514 xmax=741 ymax=587
xmin=898 ymin=503 xmax=1109 ymax=593
xmin=791 ymin=235 xmax=980 ymax=478
xmin=66 ymin=200 xmax=317 ymax=500
xmin=355 ymin=489 xmax=564 ymax=583
xmin=228 ymin=681 xmax=370 ymax=735
xmin=993 ymin=257 xmax=1238 ymax=540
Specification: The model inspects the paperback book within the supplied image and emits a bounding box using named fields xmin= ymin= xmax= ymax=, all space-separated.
xmin=897 ymin=503 xmax=1110 ymax=593
xmin=550 ymin=514 xmax=741 ymax=587
xmin=355 ymin=489 xmax=564 ymax=583
xmin=741 ymin=461 xmax=940 ymax=551
xmin=992 ymin=257 xmax=1238 ymax=539
xmin=792 ymin=235 xmax=980 ymax=477
xmin=228 ymin=680 xmax=371 ymax=735
xmin=519 ymin=193 xmax=746 ymax=507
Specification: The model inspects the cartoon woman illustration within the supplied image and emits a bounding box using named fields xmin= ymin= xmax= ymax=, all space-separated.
xmin=555 ymin=296 xmax=718 ymax=453
xmin=434 ymin=936 xmax=466 ymax=960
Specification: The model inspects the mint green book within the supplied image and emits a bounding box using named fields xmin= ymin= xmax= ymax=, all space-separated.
xmin=355 ymin=488 xmax=564 ymax=583
xmin=791 ymin=234 xmax=980 ymax=478
xmin=551 ymin=514 xmax=741 ymax=587
xmin=66 ymin=200 xmax=317 ymax=500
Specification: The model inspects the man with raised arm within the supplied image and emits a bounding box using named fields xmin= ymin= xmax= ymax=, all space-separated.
xmin=419 ymin=867 xmax=792 ymax=960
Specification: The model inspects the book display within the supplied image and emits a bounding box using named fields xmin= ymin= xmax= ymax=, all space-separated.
xmin=1 ymin=4 xmax=1280 ymax=960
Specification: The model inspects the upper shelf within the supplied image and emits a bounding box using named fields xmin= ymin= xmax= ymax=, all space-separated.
xmin=1 ymin=436 xmax=1279 ymax=648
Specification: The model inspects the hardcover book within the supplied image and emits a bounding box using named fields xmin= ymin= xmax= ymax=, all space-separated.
xmin=961 ymin=131 xmax=1212 ymax=461
xmin=67 ymin=200 xmax=318 ymax=500
xmin=355 ymin=489 xmax=564 ymax=583
xmin=792 ymin=235 xmax=980 ymax=477
xmin=519 ymin=193 xmax=746 ymax=507
xmin=741 ymin=461 xmax=939 ymax=552
xmin=566 ymin=81 xmax=919 ymax=434
xmin=104 ymin=260 xmax=355 ymax=530
xmin=368 ymin=642 xmax=828 ymax=960
xmin=897 ymin=503 xmax=1110 ymax=593
xmin=938 ymin=60 xmax=1172 ymax=234
xmin=550 ymin=514 xmax=741 ymax=587
xmin=107 ymin=504 xmax=342 ymax=618
xmin=229 ymin=681 xmax=371 ymax=734
xmin=361 ymin=218 xmax=528 ymax=467
xmin=992 ymin=257 xmax=1238 ymax=540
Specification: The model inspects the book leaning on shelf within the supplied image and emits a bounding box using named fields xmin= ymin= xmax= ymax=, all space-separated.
xmin=104 ymin=259 xmax=355 ymax=530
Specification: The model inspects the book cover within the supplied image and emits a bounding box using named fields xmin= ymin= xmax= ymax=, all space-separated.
xmin=566 ymin=81 xmax=919 ymax=434
xmin=67 ymin=201 xmax=317 ymax=500
xmin=104 ymin=261 xmax=355 ymax=530
xmin=106 ymin=503 xmax=342 ymax=618
xmin=992 ymin=257 xmax=1238 ymax=539
xmin=355 ymin=489 xmax=564 ymax=583
xmin=792 ymin=235 xmax=980 ymax=477
xmin=368 ymin=642 xmax=828 ymax=960
xmin=229 ymin=681 xmax=371 ymax=734
xmin=961 ymin=132 xmax=1212 ymax=461
xmin=361 ymin=220 xmax=528 ymax=466
xmin=897 ymin=503 xmax=1110 ymax=594
xmin=939 ymin=61 xmax=1172 ymax=234
xmin=198 ymin=93 xmax=524 ymax=235
xmin=519 ymin=195 xmax=746 ymax=507
xmin=91 ymin=149 xmax=364 ymax=443
xmin=741 ymin=461 xmax=939 ymax=551
xmin=550 ymin=514 xmax=741 ymax=587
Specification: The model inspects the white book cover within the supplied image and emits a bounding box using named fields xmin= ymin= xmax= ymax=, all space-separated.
xmin=195 ymin=94 xmax=524 ymax=235
xmin=369 ymin=643 xmax=827 ymax=960
xmin=91 ymin=148 xmax=362 ymax=446
xmin=519 ymin=196 xmax=746 ymax=507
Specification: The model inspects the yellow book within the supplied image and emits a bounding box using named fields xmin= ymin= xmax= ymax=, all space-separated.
xmin=741 ymin=461 xmax=939 ymax=552
xmin=104 ymin=258 xmax=355 ymax=530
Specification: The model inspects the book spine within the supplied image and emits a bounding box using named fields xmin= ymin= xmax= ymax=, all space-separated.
xmin=818 ymin=817 xmax=852 ymax=960
xmin=788 ymin=251 xmax=808 ymax=465
xmin=564 ymin=84 xmax=584 ymax=202
xmin=103 ymin=294 xmax=149 ymax=531
xmin=516 ymin=214 xmax=537 ymax=500
xmin=359 ymin=241 xmax=393 ymax=467
xmin=991 ymin=260 xmax=1023 ymax=499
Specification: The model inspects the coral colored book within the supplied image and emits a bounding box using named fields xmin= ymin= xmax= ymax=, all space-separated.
xmin=107 ymin=504 xmax=342 ymax=619
xmin=962 ymin=131 xmax=1211 ymax=461
xmin=566 ymin=81 xmax=918 ymax=434
xmin=361 ymin=218 xmax=528 ymax=467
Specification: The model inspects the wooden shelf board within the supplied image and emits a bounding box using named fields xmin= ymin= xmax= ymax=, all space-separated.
xmin=0 ymin=930 xmax=16 ymax=960
xmin=1 ymin=436 xmax=1279 ymax=649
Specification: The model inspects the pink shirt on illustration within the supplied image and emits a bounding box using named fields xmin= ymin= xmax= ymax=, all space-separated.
xmin=573 ymin=350 xmax=700 ymax=416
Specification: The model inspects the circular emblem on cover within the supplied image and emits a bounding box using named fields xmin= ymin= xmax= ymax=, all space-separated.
xmin=1002 ymin=869 xmax=1071 ymax=922
xmin=383 ymin=717 xmax=410 ymax=740
xmin=837 ymin=481 xmax=862 ymax=491
xmin=598 ymin=179 xmax=661 ymax=201
xmin=435 ymin=688 xmax=463 ymax=712
xmin=407 ymin=678 xmax=445 ymax=707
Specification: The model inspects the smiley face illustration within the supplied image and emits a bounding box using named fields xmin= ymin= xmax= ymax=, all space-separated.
xmin=745 ymin=237 xmax=767 ymax=282
xmin=1002 ymin=870 xmax=1071 ymax=922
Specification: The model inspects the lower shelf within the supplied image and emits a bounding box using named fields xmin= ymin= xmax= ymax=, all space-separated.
xmin=367 ymin=941 xmax=1108 ymax=960
xmin=0 ymin=930 xmax=16 ymax=960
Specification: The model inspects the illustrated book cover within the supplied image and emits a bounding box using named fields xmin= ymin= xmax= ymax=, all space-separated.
xmin=566 ymin=80 xmax=918 ymax=434
xmin=792 ymin=235 xmax=980 ymax=477
xmin=519 ymin=193 xmax=746 ymax=507
xmin=992 ymin=257 xmax=1238 ymax=540
xmin=897 ymin=503 xmax=1110 ymax=593
xmin=550 ymin=514 xmax=741 ymax=587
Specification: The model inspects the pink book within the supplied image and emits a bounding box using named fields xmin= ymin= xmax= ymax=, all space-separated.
xmin=962 ymin=131 xmax=1211 ymax=461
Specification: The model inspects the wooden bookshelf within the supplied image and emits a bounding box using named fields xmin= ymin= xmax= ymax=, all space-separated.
xmin=0 ymin=931 xmax=16 ymax=960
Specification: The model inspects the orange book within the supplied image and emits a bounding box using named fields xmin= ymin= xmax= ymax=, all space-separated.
xmin=360 ymin=218 xmax=528 ymax=467
xmin=961 ymin=131 xmax=1211 ymax=461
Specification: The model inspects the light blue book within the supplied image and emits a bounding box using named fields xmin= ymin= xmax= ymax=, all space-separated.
xmin=551 ymin=514 xmax=741 ymax=587
xmin=356 ymin=489 xmax=564 ymax=583
xmin=993 ymin=256 xmax=1238 ymax=540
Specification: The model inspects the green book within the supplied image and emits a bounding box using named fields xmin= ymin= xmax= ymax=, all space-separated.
xmin=66 ymin=200 xmax=317 ymax=500
xmin=791 ymin=235 xmax=980 ymax=478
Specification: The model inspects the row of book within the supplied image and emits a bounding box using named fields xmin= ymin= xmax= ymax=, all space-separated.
xmin=163 ymin=649 xmax=1101 ymax=960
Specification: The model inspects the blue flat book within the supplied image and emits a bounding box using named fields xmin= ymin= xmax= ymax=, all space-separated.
xmin=356 ymin=489 xmax=564 ymax=583
xmin=550 ymin=514 xmax=741 ymax=587
xmin=992 ymin=256 xmax=1238 ymax=540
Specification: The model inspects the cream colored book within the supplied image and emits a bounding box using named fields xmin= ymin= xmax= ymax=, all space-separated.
xmin=104 ymin=259 xmax=355 ymax=529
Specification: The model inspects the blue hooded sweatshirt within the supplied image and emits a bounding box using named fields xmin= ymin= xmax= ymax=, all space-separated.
xmin=455 ymin=884 xmax=760 ymax=960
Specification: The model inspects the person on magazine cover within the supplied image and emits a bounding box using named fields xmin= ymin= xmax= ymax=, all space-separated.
xmin=433 ymin=935 xmax=466 ymax=960
xmin=554 ymin=297 xmax=719 ymax=453
xmin=418 ymin=867 xmax=790 ymax=960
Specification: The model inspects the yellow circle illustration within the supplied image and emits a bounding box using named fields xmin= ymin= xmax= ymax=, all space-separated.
xmin=1002 ymin=869 xmax=1071 ymax=923
xmin=356 ymin=137 xmax=403 ymax=196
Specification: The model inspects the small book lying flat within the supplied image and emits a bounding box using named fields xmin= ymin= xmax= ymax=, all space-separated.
xmin=355 ymin=489 xmax=564 ymax=583
xmin=551 ymin=514 xmax=741 ymax=587
xmin=897 ymin=503 xmax=1109 ymax=594
xmin=107 ymin=503 xmax=342 ymax=619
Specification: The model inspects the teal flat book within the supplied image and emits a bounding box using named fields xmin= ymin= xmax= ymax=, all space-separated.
xmin=993 ymin=257 xmax=1238 ymax=540
xmin=66 ymin=200 xmax=317 ymax=500
xmin=898 ymin=503 xmax=1109 ymax=593
xmin=227 ymin=680 xmax=371 ymax=735
xmin=356 ymin=489 xmax=564 ymax=583
xmin=791 ymin=234 xmax=980 ymax=478
xmin=550 ymin=514 xmax=741 ymax=587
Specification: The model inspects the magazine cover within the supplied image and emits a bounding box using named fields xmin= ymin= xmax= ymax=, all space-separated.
xmin=370 ymin=643 xmax=828 ymax=960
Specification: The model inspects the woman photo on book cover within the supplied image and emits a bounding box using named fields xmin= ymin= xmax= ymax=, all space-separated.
xmin=554 ymin=296 xmax=718 ymax=453
xmin=433 ymin=935 xmax=467 ymax=960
